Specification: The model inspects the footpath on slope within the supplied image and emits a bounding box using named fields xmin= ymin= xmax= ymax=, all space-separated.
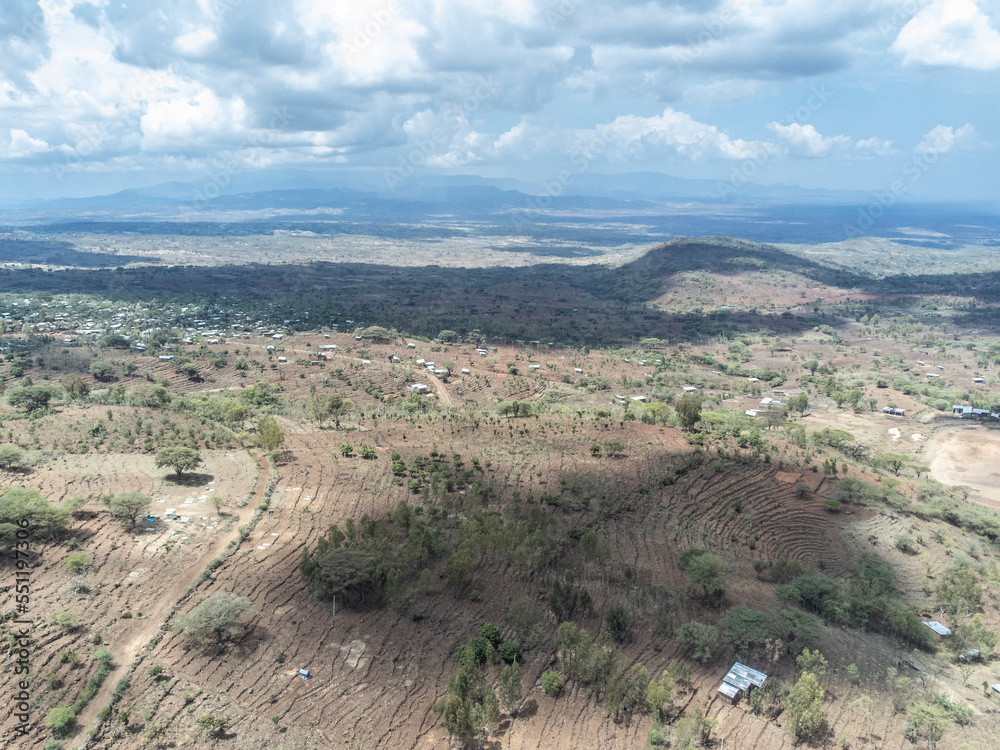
xmin=65 ymin=452 xmax=272 ymax=747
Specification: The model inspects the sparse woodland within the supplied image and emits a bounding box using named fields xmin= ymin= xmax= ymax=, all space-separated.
xmin=1 ymin=236 xmax=1000 ymax=749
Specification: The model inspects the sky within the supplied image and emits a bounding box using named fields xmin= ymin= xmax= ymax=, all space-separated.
xmin=0 ymin=0 xmax=998 ymax=204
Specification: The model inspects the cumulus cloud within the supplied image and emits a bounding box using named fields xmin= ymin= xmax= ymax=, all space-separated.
xmin=0 ymin=0 xmax=987 ymax=197
xmin=140 ymin=89 xmax=249 ymax=150
xmin=892 ymin=0 xmax=1000 ymax=70
xmin=855 ymin=136 xmax=894 ymax=156
xmin=767 ymin=122 xmax=850 ymax=158
xmin=582 ymin=108 xmax=773 ymax=162
xmin=914 ymin=123 xmax=981 ymax=154
xmin=1 ymin=128 xmax=50 ymax=158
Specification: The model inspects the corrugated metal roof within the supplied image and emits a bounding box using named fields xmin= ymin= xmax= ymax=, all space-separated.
xmin=724 ymin=662 xmax=767 ymax=691
xmin=923 ymin=621 xmax=951 ymax=636
xmin=717 ymin=682 xmax=740 ymax=699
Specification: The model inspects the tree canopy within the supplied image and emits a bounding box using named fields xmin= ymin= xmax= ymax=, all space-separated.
xmin=173 ymin=594 xmax=254 ymax=646
xmin=155 ymin=446 xmax=203 ymax=477
xmin=102 ymin=490 xmax=152 ymax=529
xmin=7 ymin=384 xmax=55 ymax=412
xmin=0 ymin=486 xmax=69 ymax=548
xmin=675 ymin=393 xmax=702 ymax=430
xmin=0 ymin=445 xmax=24 ymax=471
xmin=680 ymin=548 xmax=726 ymax=602
xmin=256 ymin=415 xmax=285 ymax=452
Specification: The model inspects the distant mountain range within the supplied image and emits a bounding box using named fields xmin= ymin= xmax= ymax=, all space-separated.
xmin=2 ymin=169 xmax=891 ymax=216
xmin=1 ymin=170 xmax=997 ymax=247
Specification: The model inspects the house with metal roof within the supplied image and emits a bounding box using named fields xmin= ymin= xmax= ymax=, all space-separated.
xmin=922 ymin=621 xmax=951 ymax=636
xmin=717 ymin=662 xmax=767 ymax=703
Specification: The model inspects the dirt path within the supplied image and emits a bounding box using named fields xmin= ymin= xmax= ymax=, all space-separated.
xmin=424 ymin=371 xmax=455 ymax=406
xmin=66 ymin=452 xmax=272 ymax=745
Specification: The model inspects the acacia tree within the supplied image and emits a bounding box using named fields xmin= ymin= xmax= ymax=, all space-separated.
xmin=155 ymin=447 xmax=203 ymax=478
xmin=7 ymin=385 xmax=54 ymax=412
xmin=0 ymin=487 xmax=70 ymax=548
xmin=0 ymin=445 xmax=23 ymax=471
xmin=173 ymin=594 xmax=254 ymax=647
xmin=102 ymin=490 xmax=152 ymax=529
xmin=877 ymin=453 xmax=908 ymax=476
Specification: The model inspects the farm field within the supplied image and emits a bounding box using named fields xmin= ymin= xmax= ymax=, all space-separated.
xmin=1 ymin=235 xmax=999 ymax=750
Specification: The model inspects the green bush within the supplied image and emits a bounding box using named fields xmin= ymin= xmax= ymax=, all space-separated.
xmin=44 ymin=706 xmax=77 ymax=738
xmin=541 ymin=670 xmax=563 ymax=697
xmin=498 ymin=642 xmax=520 ymax=664
xmin=606 ymin=603 xmax=632 ymax=644
xmin=478 ymin=622 xmax=503 ymax=649
xmin=720 ymin=606 xmax=774 ymax=656
xmin=677 ymin=621 xmax=718 ymax=664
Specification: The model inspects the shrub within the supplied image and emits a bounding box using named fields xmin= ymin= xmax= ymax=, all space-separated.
xmin=478 ymin=623 xmax=503 ymax=649
xmin=677 ymin=621 xmax=718 ymax=664
xmin=498 ymin=642 xmax=520 ymax=664
xmin=541 ymin=670 xmax=563 ymax=697
xmin=720 ymin=606 xmax=774 ymax=656
xmin=606 ymin=603 xmax=632 ymax=644
xmin=44 ymin=706 xmax=77 ymax=738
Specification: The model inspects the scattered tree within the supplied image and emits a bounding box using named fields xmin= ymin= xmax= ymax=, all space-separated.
xmin=787 ymin=393 xmax=809 ymax=414
xmin=155 ymin=446 xmax=203 ymax=478
xmin=680 ymin=549 xmax=725 ymax=602
xmin=173 ymin=594 xmax=254 ymax=647
xmin=102 ymin=490 xmax=152 ymax=529
xmin=877 ymin=452 xmax=908 ymax=476
xmin=786 ymin=671 xmax=826 ymax=740
xmin=89 ymin=361 xmax=115 ymax=381
xmin=256 ymin=415 xmax=284 ymax=452
xmin=675 ymin=393 xmax=702 ymax=431
xmin=0 ymin=445 xmax=23 ymax=471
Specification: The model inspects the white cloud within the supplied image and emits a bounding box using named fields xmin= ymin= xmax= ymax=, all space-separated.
xmin=855 ymin=136 xmax=894 ymax=156
xmin=914 ymin=123 xmax=981 ymax=154
xmin=140 ymin=89 xmax=248 ymax=149
xmin=767 ymin=122 xmax=851 ymax=158
xmin=892 ymin=0 xmax=1000 ymax=70
xmin=583 ymin=108 xmax=772 ymax=162
xmin=174 ymin=27 xmax=217 ymax=57
xmin=2 ymin=128 xmax=51 ymax=158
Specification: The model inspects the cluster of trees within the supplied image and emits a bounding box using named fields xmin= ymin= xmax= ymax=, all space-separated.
xmin=433 ymin=624 xmax=514 ymax=747
xmin=303 ymin=391 xmax=350 ymax=428
xmin=554 ymin=621 xmax=693 ymax=726
xmin=774 ymin=551 xmax=933 ymax=647
xmin=497 ymin=400 xmax=535 ymax=418
xmin=0 ymin=486 xmax=78 ymax=548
